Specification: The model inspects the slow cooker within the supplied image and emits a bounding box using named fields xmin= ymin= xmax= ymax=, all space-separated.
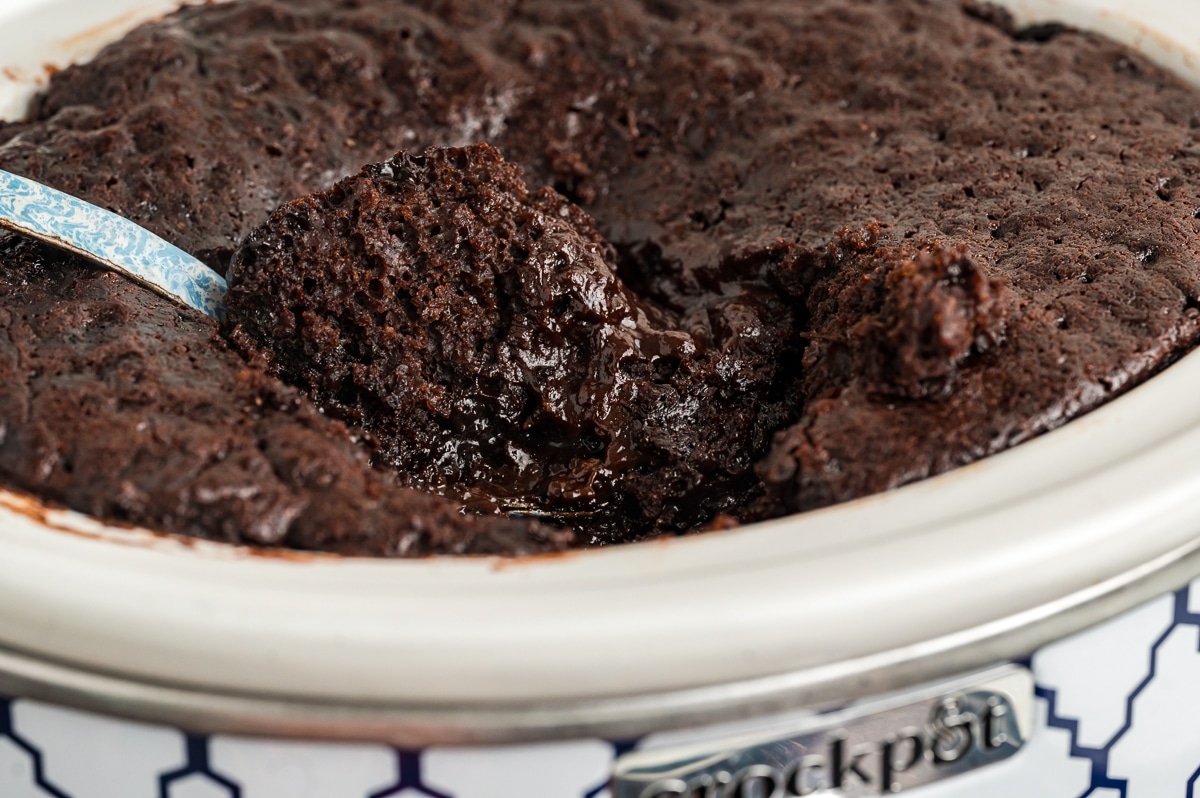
xmin=1 ymin=0 xmax=1199 ymax=795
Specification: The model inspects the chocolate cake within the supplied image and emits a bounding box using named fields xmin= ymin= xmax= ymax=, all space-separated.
xmin=1 ymin=0 xmax=1199 ymax=555
xmin=224 ymin=144 xmax=799 ymax=542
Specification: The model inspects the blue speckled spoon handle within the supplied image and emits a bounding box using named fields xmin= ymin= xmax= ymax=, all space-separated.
xmin=0 ymin=169 xmax=227 ymax=320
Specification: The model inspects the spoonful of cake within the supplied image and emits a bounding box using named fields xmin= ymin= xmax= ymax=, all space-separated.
xmin=0 ymin=168 xmax=228 ymax=319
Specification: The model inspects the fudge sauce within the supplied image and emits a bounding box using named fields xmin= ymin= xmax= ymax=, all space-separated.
xmin=1 ymin=0 xmax=1199 ymax=555
xmin=224 ymin=144 xmax=799 ymax=541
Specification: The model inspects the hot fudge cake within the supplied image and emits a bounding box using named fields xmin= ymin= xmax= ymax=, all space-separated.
xmin=0 ymin=0 xmax=1198 ymax=555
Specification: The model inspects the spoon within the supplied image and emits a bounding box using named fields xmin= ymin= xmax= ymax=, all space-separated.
xmin=0 ymin=168 xmax=227 ymax=319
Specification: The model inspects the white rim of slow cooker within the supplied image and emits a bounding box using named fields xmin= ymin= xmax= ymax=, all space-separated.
xmin=1 ymin=0 xmax=1200 ymax=745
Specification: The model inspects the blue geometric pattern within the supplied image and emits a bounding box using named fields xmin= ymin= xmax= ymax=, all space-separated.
xmin=1035 ymin=584 xmax=1200 ymax=798
xmin=158 ymin=736 xmax=241 ymax=798
xmin=0 ymin=697 xmax=69 ymax=797
xmin=1037 ymin=686 xmax=1126 ymax=794
xmin=2 ymin=579 xmax=1199 ymax=796
xmin=368 ymin=751 xmax=453 ymax=797
xmin=0 ymin=168 xmax=227 ymax=319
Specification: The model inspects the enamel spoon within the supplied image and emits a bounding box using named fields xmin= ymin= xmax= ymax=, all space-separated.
xmin=0 ymin=168 xmax=227 ymax=319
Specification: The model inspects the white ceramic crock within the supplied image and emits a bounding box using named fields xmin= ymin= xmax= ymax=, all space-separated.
xmin=3 ymin=0 xmax=1200 ymax=795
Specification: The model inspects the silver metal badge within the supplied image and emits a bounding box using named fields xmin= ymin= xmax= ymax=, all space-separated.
xmin=612 ymin=665 xmax=1034 ymax=797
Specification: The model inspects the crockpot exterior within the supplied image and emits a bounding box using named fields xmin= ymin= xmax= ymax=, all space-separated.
xmin=4 ymin=581 xmax=1200 ymax=796
xmin=4 ymin=0 xmax=1200 ymax=795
